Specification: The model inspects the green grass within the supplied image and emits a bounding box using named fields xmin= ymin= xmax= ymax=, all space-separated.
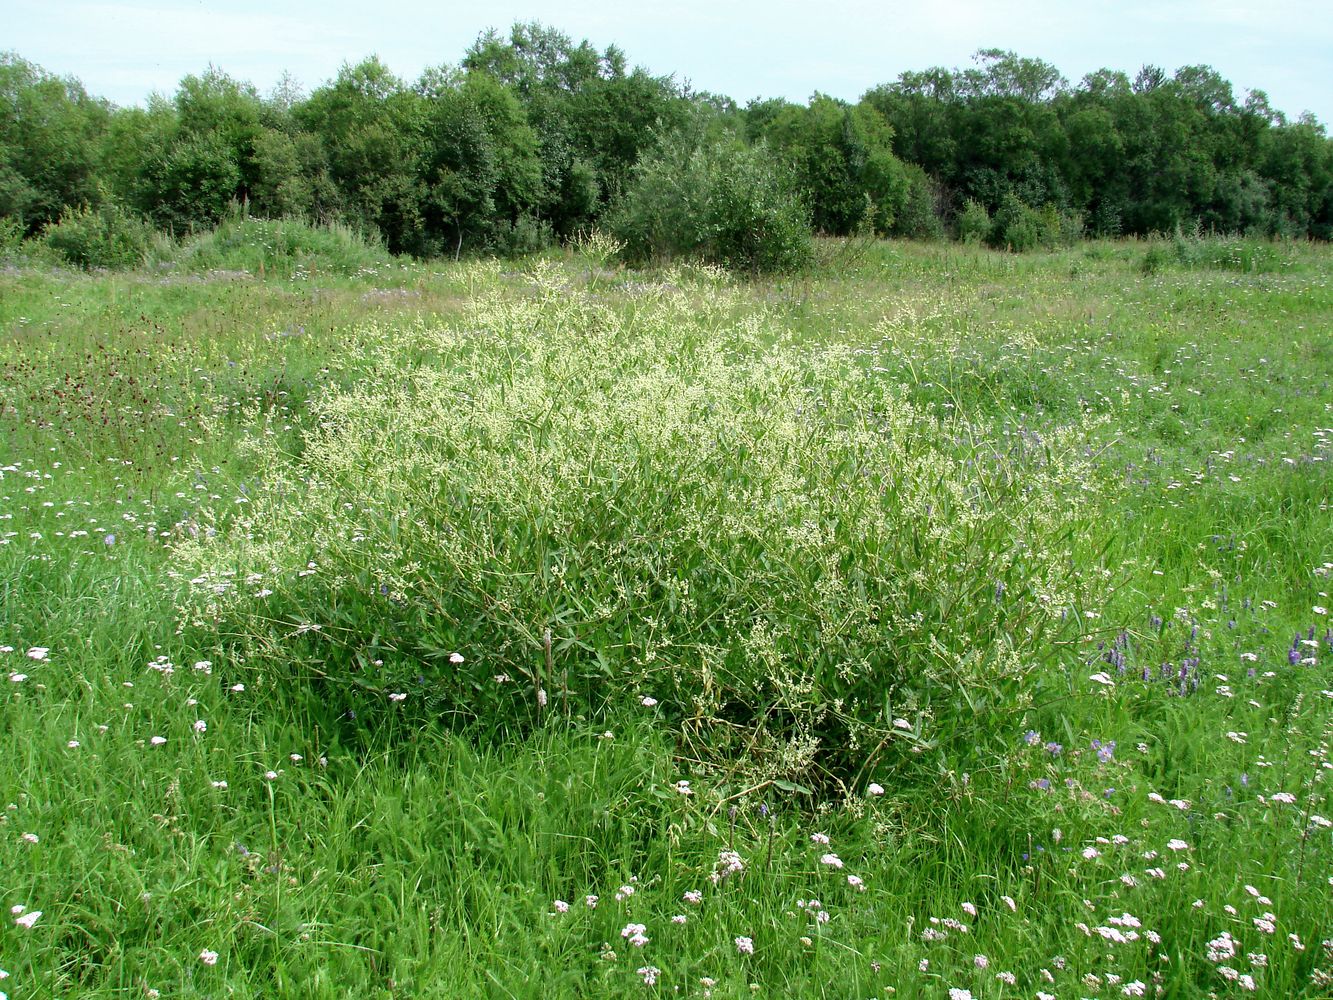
xmin=1 ymin=238 xmax=1331 ymax=998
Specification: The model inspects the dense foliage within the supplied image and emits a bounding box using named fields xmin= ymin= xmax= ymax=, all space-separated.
xmin=608 ymin=126 xmax=813 ymax=271
xmin=864 ymin=50 xmax=1333 ymax=238
xmin=3 ymin=30 xmax=1332 ymax=271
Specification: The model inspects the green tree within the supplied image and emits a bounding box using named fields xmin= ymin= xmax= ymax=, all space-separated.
xmin=609 ymin=120 xmax=812 ymax=273
xmin=297 ymin=58 xmax=428 ymax=253
xmin=0 ymin=53 xmax=109 ymax=232
xmin=756 ymin=95 xmax=908 ymax=235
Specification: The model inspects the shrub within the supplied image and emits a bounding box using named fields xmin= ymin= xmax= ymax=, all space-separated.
xmin=491 ymin=215 xmax=555 ymax=257
xmin=174 ymin=282 xmax=1101 ymax=783
xmin=1040 ymin=204 xmax=1085 ymax=247
xmin=608 ymin=131 xmax=812 ymax=274
xmin=1170 ymin=230 xmax=1289 ymax=273
xmin=1139 ymin=231 xmax=1292 ymax=276
xmin=1139 ymin=239 xmax=1172 ymax=276
xmin=42 ymin=201 xmax=153 ymax=269
xmin=165 ymin=212 xmax=395 ymax=277
xmin=956 ymin=199 xmax=993 ymax=245
xmin=893 ymin=166 xmax=945 ymax=240
xmin=0 ymin=214 xmax=23 ymax=259
xmin=988 ymin=193 xmax=1044 ymax=252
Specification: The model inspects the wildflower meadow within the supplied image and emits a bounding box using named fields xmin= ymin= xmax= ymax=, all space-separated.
xmin=1 ymin=234 xmax=1331 ymax=997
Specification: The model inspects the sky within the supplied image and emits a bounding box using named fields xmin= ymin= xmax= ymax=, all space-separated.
xmin=6 ymin=0 xmax=1333 ymax=125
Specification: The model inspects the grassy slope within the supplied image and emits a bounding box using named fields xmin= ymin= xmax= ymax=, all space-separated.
xmin=1 ymin=241 xmax=1330 ymax=998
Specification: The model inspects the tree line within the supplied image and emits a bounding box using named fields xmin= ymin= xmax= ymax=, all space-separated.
xmin=3 ymin=24 xmax=1331 ymax=269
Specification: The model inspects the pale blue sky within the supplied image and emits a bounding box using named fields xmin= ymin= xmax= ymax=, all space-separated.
xmin=7 ymin=0 xmax=1332 ymax=125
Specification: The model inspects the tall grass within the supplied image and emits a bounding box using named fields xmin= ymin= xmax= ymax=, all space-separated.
xmin=173 ymin=273 xmax=1105 ymax=786
xmin=161 ymin=214 xmax=396 ymax=279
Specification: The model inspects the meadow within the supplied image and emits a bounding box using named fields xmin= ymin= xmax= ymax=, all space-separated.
xmin=1 ymin=232 xmax=1331 ymax=998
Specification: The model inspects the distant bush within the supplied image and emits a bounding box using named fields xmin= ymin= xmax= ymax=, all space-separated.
xmin=956 ymin=199 xmax=993 ymax=245
xmin=42 ymin=201 xmax=153 ymax=269
xmin=608 ymin=131 xmax=812 ymax=274
xmin=165 ymin=212 xmax=395 ymax=277
xmin=0 ymin=215 xmax=24 ymax=259
xmin=1040 ymin=204 xmax=1085 ymax=247
xmin=1139 ymin=230 xmax=1292 ymax=276
xmin=1139 ymin=239 xmax=1172 ymax=276
xmin=987 ymin=193 xmax=1045 ymax=252
xmin=893 ymin=165 xmax=945 ymax=240
xmin=175 ymin=282 xmax=1099 ymax=783
xmin=1170 ymin=231 xmax=1290 ymax=273
xmin=491 ymin=216 xmax=555 ymax=257
xmin=981 ymin=196 xmax=1083 ymax=252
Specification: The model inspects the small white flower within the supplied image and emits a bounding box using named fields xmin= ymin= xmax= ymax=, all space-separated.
xmin=819 ymin=853 xmax=844 ymax=868
xmin=449 ymin=652 xmax=465 ymax=664
xmin=193 ymin=720 xmax=207 ymax=733
xmin=14 ymin=910 xmax=41 ymax=929
xmin=621 ymin=922 xmax=649 ymax=947
xmin=552 ymin=899 xmax=570 ymax=914
xmin=867 ymin=782 xmax=885 ymax=796
xmin=199 ymin=949 xmax=219 ymax=966
xmin=640 ymin=696 xmax=658 ymax=707
xmin=26 ymin=647 xmax=49 ymax=661
xmin=734 ymin=935 xmax=755 ymax=955
xmin=149 ymin=736 xmax=166 ymax=746
xmin=21 ymin=832 xmax=38 ymax=844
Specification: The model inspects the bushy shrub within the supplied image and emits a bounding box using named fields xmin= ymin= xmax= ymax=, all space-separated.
xmin=490 ymin=215 xmax=555 ymax=257
xmin=0 ymin=214 xmax=24 ymax=259
xmin=165 ymin=212 xmax=395 ymax=277
xmin=987 ymin=193 xmax=1044 ymax=252
xmin=956 ymin=199 xmax=993 ymax=245
xmin=1170 ymin=230 xmax=1290 ymax=273
xmin=608 ymin=131 xmax=812 ymax=274
xmin=175 ymin=281 xmax=1100 ymax=782
xmin=1040 ymin=204 xmax=1085 ymax=247
xmin=42 ymin=201 xmax=153 ymax=269
xmin=893 ymin=166 xmax=945 ymax=240
xmin=1139 ymin=239 xmax=1172 ymax=276
xmin=1139 ymin=230 xmax=1292 ymax=276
